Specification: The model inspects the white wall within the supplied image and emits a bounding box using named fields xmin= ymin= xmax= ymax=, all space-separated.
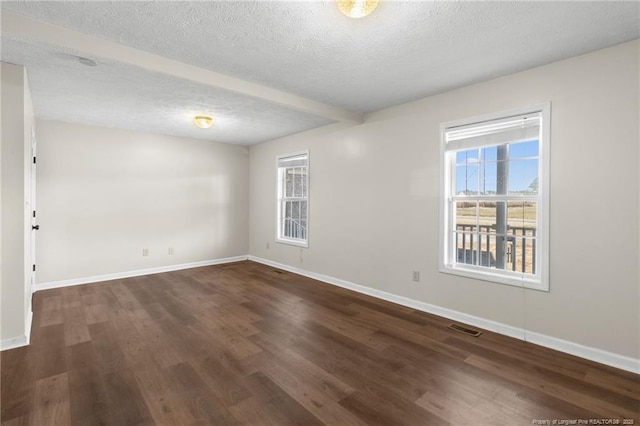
xmin=249 ymin=41 xmax=640 ymax=362
xmin=35 ymin=120 xmax=249 ymax=284
xmin=1 ymin=63 xmax=35 ymax=347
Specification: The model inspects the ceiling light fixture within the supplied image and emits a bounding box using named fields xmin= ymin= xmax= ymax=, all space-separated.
xmin=193 ymin=115 xmax=214 ymax=129
xmin=337 ymin=0 xmax=379 ymax=18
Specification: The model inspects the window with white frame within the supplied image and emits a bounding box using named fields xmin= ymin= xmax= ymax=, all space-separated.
xmin=440 ymin=104 xmax=550 ymax=291
xmin=277 ymin=151 xmax=309 ymax=247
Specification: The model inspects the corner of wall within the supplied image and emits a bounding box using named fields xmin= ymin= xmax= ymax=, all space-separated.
xmin=0 ymin=62 xmax=31 ymax=346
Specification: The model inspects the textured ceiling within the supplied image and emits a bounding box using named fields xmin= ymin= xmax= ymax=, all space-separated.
xmin=2 ymin=1 xmax=639 ymax=145
xmin=1 ymin=36 xmax=333 ymax=145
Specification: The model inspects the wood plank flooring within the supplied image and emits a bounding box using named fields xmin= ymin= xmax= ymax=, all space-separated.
xmin=2 ymin=261 xmax=638 ymax=425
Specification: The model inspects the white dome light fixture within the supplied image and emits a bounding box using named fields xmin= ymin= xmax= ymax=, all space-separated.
xmin=337 ymin=0 xmax=379 ymax=18
xmin=193 ymin=115 xmax=214 ymax=129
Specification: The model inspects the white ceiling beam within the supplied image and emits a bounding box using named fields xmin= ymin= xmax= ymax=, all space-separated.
xmin=2 ymin=11 xmax=363 ymax=124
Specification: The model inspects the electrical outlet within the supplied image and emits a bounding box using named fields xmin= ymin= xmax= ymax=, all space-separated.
xmin=266 ymin=242 xmax=270 ymax=250
xmin=168 ymin=247 xmax=174 ymax=255
xmin=412 ymin=271 xmax=420 ymax=282
xmin=143 ymin=248 xmax=149 ymax=257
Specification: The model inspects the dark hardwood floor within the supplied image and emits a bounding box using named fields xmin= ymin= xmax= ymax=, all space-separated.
xmin=2 ymin=260 xmax=638 ymax=425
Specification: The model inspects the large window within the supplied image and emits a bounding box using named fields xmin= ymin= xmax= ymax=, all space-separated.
xmin=277 ymin=151 xmax=309 ymax=247
xmin=440 ymin=105 xmax=550 ymax=290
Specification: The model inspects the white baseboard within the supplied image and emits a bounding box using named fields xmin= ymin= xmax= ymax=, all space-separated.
xmin=34 ymin=255 xmax=249 ymax=292
xmin=523 ymin=331 xmax=640 ymax=375
xmin=0 ymin=335 xmax=28 ymax=351
xmin=248 ymin=255 xmax=640 ymax=375
xmin=0 ymin=334 xmax=29 ymax=351
xmin=25 ymin=309 xmax=33 ymax=344
xmin=1 ymin=308 xmax=34 ymax=351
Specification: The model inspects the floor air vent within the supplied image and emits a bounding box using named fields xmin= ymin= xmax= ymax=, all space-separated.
xmin=448 ymin=323 xmax=482 ymax=337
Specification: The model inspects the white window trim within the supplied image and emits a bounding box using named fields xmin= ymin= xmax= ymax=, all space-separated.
xmin=439 ymin=103 xmax=550 ymax=291
xmin=276 ymin=150 xmax=309 ymax=248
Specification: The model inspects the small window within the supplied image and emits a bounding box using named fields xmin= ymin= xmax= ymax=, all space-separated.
xmin=276 ymin=151 xmax=309 ymax=247
xmin=439 ymin=105 xmax=550 ymax=291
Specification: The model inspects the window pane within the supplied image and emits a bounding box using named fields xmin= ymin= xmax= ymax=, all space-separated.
xmin=507 ymin=201 xmax=537 ymax=235
xmin=494 ymin=234 xmax=509 ymax=270
xmin=450 ymin=191 xmax=537 ymax=277
xmin=507 ymin=201 xmax=524 ymax=232
xmin=480 ymin=161 xmax=497 ymax=194
xmin=478 ymin=234 xmax=496 ymax=268
xmin=524 ymin=202 xmax=537 ymax=235
xmin=456 ymin=164 xmax=478 ymax=195
xmin=494 ymin=160 xmax=508 ymax=195
xmin=301 ymin=168 xmax=307 ymax=198
xmin=286 ymin=169 xmax=294 ymax=197
xmin=476 ymin=234 xmax=516 ymax=271
xmin=508 ymin=159 xmax=538 ymax=194
xmin=482 ymin=146 xmax=497 ymax=162
xmin=455 ymin=231 xmax=478 ymax=266
xmin=478 ymin=201 xmax=497 ymax=234
xmin=509 ymin=139 xmax=538 ymax=158
xmin=528 ymin=237 xmax=536 ymax=274
xmin=300 ymin=200 xmax=308 ymax=239
xmin=291 ymin=168 xmax=298 ymax=197
xmin=454 ymin=201 xmax=477 ymax=266
xmin=456 ymin=149 xmax=480 ymax=165
xmin=298 ymin=167 xmax=305 ymax=197
xmin=282 ymin=199 xmax=305 ymax=240
xmin=291 ymin=168 xmax=297 ymax=197
xmin=477 ymin=201 xmax=507 ymax=270
xmin=506 ymin=202 xmax=537 ymax=275
xmin=507 ymin=237 xmax=536 ymax=274
xmin=280 ymin=200 xmax=286 ymax=235
xmin=291 ymin=200 xmax=300 ymax=220
xmin=455 ymin=201 xmax=477 ymax=229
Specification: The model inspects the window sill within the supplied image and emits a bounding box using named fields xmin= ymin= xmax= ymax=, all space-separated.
xmin=276 ymin=237 xmax=309 ymax=248
xmin=439 ymin=264 xmax=548 ymax=292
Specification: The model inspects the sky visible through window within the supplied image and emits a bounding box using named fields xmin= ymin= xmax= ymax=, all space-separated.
xmin=455 ymin=139 xmax=539 ymax=195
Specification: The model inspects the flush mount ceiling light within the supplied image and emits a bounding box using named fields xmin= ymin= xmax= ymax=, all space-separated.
xmin=337 ymin=0 xmax=379 ymax=18
xmin=193 ymin=115 xmax=214 ymax=129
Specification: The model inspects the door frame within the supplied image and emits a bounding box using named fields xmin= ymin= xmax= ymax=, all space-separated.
xmin=28 ymin=126 xmax=36 ymax=331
